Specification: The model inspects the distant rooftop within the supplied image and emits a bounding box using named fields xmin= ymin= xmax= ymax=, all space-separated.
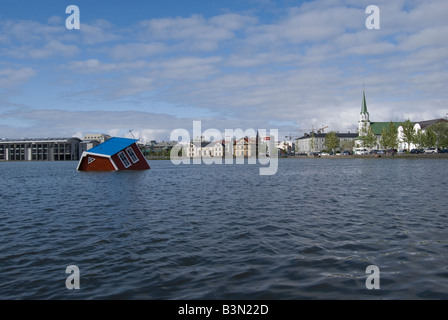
xmin=0 ymin=137 xmax=80 ymax=142
xmin=296 ymin=132 xmax=358 ymax=140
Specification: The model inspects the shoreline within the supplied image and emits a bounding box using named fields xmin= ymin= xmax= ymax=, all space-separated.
xmin=287 ymin=153 xmax=448 ymax=159
xmin=2 ymin=154 xmax=446 ymax=163
xmin=145 ymin=153 xmax=448 ymax=161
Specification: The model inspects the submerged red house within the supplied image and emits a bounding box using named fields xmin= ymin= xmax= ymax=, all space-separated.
xmin=77 ymin=137 xmax=150 ymax=171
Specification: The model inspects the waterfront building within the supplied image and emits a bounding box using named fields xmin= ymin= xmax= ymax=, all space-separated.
xmin=82 ymin=133 xmax=111 ymax=143
xmin=185 ymin=141 xmax=224 ymax=158
xmin=234 ymin=137 xmax=257 ymax=158
xmin=276 ymin=140 xmax=294 ymax=155
xmin=397 ymin=119 xmax=447 ymax=151
xmin=0 ymin=137 xmax=81 ymax=161
xmin=79 ymin=140 xmax=101 ymax=155
xmin=295 ymin=132 xmax=358 ymax=155
xmin=356 ymin=89 xmax=447 ymax=150
xmin=183 ymin=133 xmax=276 ymax=158
xmin=150 ymin=141 xmax=178 ymax=153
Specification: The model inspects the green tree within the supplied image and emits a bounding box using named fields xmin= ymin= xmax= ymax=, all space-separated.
xmin=365 ymin=126 xmax=377 ymax=149
xmin=324 ymin=131 xmax=339 ymax=154
xmin=309 ymin=132 xmax=315 ymax=154
xmin=400 ymin=119 xmax=415 ymax=151
xmin=340 ymin=139 xmax=355 ymax=151
xmin=380 ymin=127 xmax=389 ymax=149
xmin=414 ymin=130 xmax=425 ymax=149
xmin=422 ymin=128 xmax=437 ymax=148
xmin=427 ymin=121 xmax=448 ymax=149
xmin=359 ymin=123 xmax=377 ymax=149
xmin=386 ymin=121 xmax=398 ymax=149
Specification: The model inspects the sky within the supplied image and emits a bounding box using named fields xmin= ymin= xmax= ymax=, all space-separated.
xmin=0 ymin=0 xmax=447 ymax=142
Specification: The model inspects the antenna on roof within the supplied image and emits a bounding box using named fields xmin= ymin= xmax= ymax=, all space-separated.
xmin=128 ymin=129 xmax=136 ymax=139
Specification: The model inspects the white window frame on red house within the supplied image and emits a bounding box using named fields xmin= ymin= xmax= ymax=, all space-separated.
xmin=126 ymin=146 xmax=139 ymax=163
xmin=117 ymin=151 xmax=131 ymax=168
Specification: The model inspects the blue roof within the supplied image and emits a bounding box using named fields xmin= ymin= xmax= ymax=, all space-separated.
xmin=87 ymin=137 xmax=138 ymax=156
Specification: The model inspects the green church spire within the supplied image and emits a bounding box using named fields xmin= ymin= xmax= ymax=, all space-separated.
xmin=361 ymin=88 xmax=369 ymax=116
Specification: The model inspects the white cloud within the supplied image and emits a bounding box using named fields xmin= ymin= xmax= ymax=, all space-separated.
xmin=0 ymin=0 xmax=447 ymax=139
xmin=0 ymin=67 xmax=36 ymax=87
xmin=28 ymin=40 xmax=79 ymax=59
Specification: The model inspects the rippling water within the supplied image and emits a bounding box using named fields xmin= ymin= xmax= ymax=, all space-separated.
xmin=0 ymin=158 xmax=447 ymax=299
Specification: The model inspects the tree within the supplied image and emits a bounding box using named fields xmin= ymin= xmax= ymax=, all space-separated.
xmin=359 ymin=123 xmax=377 ymax=149
xmin=423 ymin=128 xmax=437 ymax=148
xmin=380 ymin=122 xmax=398 ymax=150
xmin=364 ymin=126 xmax=377 ymax=149
xmin=309 ymin=132 xmax=315 ymax=154
xmin=340 ymin=139 xmax=355 ymax=151
xmin=324 ymin=131 xmax=339 ymax=154
xmin=400 ymin=119 xmax=415 ymax=151
xmin=380 ymin=127 xmax=389 ymax=149
xmin=427 ymin=121 xmax=448 ymax=149
xmin=386 ymin=122 xmax=398 ymax=149
xmin=414 ymin=130 xmax=425 ymax=149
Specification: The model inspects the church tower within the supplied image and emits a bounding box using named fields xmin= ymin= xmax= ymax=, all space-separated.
xmin=358 ymin=88 xmax=370 ymax=134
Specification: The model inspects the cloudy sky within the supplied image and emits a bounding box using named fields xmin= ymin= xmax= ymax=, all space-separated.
xmin=1 ymin=0 xmax=447 ymax=142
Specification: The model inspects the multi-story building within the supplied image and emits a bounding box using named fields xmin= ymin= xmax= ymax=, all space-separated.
xmin=234 ymin=137 xmax=257 ymax=158
xmin=82 ymin=133 xmax=111 ymax=143
xmin=295 ymin=132 xmax=358 ymax=155
xmin=185 ymin=141 xmax=224 ymax=158
xmin=0 ymin=137 xmax=81 ymax=161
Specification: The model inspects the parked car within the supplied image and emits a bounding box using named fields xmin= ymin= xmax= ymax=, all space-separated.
xmin=354 ymin=148 xmax=368 ymax=155
xmin=425 ymin=148 xmax=438 ymax=154
xmin=410 ymin=149 xmax=422 ymax=154
xmin=441 ymin=149 xmax=448 ymax=153
xmin=342 ymin=150 xmax=351 ymax=155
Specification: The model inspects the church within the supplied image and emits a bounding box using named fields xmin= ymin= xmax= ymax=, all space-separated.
xmin=295 ymin=89 xmax=446 ymax=155
xmin=356 ymin=89 xmax=447 ymax=151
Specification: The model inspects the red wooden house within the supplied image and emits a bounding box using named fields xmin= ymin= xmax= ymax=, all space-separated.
xmin=77 ymin=137 xmax=150 ymax=171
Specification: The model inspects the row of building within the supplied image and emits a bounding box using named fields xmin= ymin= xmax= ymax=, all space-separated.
xmin=0 ymin=133 xmax=278 ymax=161
xmin=0 ymin=134 xmax=110 ymax=161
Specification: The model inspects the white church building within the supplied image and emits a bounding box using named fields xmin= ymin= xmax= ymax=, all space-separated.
xmin=356 ymin=89 xmax=447 ymax=151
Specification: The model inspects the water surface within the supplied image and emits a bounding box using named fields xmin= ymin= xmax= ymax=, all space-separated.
xmin=0 ymin=158 xmax=447 ymax=299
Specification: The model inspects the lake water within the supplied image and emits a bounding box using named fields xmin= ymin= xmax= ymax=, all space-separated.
xmin=0 ymin=158 xmax=447 ymax=299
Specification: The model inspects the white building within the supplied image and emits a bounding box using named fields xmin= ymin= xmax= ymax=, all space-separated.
xmin=295 ymin=132 xmax=358 ymax=155
xmin=397 ymin=119 xmax=447 ymax=151
xmin=83 ymin=133 xmax=111 ymax=143
xmin=185 ymin=141 xmax=224 ymax=158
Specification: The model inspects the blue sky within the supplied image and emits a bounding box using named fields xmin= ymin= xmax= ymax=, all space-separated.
xmin=1 ymin=0 xmax=447 ymax=142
